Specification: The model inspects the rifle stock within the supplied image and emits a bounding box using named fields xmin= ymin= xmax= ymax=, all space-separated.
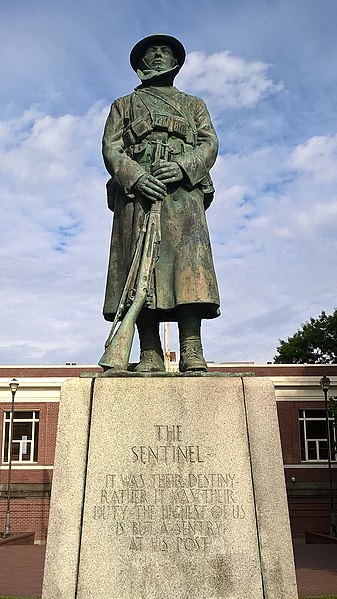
xmin=102 ymin=214 xmax=148 ymax=351
xmin=98 ymin=201 xmax=161 ymax=371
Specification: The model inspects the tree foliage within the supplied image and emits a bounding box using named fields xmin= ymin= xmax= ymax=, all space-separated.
xmin=274 ymin=309 xmax=337 ymax=364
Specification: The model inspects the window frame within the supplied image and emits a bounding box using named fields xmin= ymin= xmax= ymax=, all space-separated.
xmin=2 ymin=410 xmax=40 ymax=464
xmin=299 ymin=408 xmax=336 ymax=463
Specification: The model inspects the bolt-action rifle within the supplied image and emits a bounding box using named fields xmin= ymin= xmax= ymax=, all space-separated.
xmin=98 ymin=133 xmax=168 ymax=371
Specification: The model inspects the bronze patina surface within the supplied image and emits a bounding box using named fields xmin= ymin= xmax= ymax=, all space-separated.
xmin=100 ymin=34 xmax=220 ymax=373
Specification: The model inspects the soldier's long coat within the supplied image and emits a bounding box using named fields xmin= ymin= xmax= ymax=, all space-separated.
xmin=102 ymin=85 xmax=220 ymax=322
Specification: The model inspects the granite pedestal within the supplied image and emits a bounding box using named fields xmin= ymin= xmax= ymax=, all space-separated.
xmin=42 ymin=376 xmax=298 ymax=599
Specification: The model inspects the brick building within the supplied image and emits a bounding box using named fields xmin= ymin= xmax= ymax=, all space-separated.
xmin=0 ymin=364 xmax=336 ymax=542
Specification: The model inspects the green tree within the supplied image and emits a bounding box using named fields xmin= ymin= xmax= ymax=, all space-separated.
xmin=274 ymin=309 xmax=337 ymax=364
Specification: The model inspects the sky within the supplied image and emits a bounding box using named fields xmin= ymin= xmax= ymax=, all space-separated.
xmin=1 ymin=0 xmax=337 ymax=365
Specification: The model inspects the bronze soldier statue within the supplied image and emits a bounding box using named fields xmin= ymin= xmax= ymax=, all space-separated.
xmin=101 ymin=34 xmax=220 ymax=373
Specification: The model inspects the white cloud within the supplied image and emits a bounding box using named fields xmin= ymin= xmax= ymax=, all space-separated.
xmin=200 ymin=131 xmax=337 ymax=363
xmin=177 ymin=51 xmax=283 ymax=109
xmin=289 ymin=134 xmax=337 ymax=180
xmin=0 ymin=102 xmax=113 ymax=364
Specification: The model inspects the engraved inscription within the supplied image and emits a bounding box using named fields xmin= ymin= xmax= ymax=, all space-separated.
xmin=132 ymin=425 xmax=204 ymax=464
xmin=93 ymin=425 xmax=246 ymax=553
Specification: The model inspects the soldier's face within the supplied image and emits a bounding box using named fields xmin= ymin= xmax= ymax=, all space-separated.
xmin=142 ymin=45 xmax=176 ymax=71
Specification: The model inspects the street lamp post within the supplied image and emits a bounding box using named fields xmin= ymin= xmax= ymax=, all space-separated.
xmin=2 ymin=378 xmax=19 ymax=539
xmin=319 ymin=375 xmax=335 ymax=536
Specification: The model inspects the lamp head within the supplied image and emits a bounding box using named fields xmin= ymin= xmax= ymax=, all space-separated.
xmin=320 ymin=375 xmax=331 ymax=391
xmin=9 ymin=379 xmax=19 ymax=393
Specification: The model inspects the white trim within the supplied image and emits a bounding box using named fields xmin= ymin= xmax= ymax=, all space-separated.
xmin=0 ymin=378 xmax=67 ymax=385
xmin=275 ymin=396 xmax=329 ymax=402
xmin=0 ymin=397 xmax=333 ymax=406
xmin=0 ymin=465 xmax=53 ymax=470
xmin=284 ymin=463 xmax=337 ymax=469
xmin=0 ymin=397 xmax=60 ymax=404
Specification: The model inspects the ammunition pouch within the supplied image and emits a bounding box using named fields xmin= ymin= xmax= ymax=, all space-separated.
xmin=123 ymin=112 xmax=197 ymax=149
xmin=122 ymin=117 xmax=153 ymax=147
xmin=126 ymin=135 xmax=188 ymax=166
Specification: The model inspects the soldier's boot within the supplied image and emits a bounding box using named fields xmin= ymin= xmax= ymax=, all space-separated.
xmin=135 ymin=309 xmax=165 ymax=372
xmin=178 ymin=305 xmax=207 ymax=373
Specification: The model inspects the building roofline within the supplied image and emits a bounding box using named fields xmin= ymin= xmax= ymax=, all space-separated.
xmin=0 ymin=363 xmax=337 ymax=379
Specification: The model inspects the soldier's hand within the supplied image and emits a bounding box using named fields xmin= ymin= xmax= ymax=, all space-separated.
xmin=152 ymin=161 xmax=183 ymax=184
xmin=135 ymin=173 xmax=167 ymax=202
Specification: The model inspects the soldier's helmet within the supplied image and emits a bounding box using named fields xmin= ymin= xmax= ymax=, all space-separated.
xmin=130 ymin=34 xmax=186 ymax=72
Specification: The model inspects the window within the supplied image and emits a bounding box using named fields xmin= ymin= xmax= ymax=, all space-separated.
xmin=299 ymin=409 xmax=336 ymax=462
xmin=2 ymin=411 xmax=39 ymax=463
